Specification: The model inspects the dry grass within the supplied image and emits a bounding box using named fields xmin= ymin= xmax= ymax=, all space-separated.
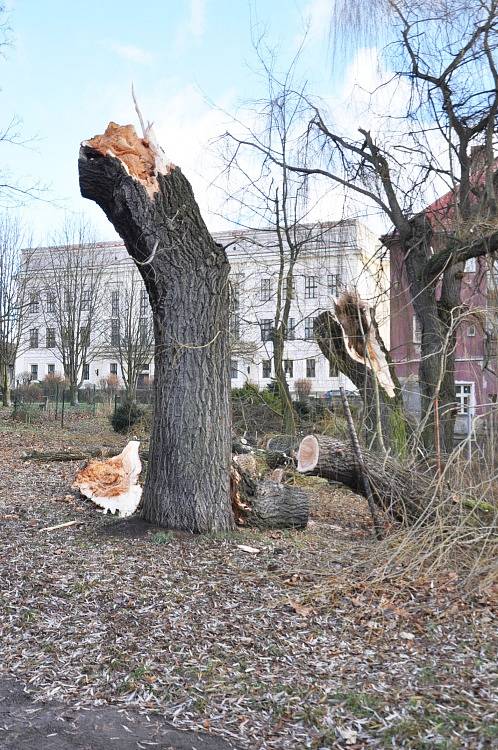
xmin=0 ymin=410 xmax=497 ymax=749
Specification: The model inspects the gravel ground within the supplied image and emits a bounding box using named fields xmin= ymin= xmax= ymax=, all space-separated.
xmin=0 ymin=414 xmax=497 ymax=749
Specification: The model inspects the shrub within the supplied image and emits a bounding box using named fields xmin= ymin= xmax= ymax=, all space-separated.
xmin=110 ymin=401 xmax=145 ymax=434
xmin=295 ymin=378 xmax=312 ymax=401
xmin=11 ymin=403 xmax=43 ymax=424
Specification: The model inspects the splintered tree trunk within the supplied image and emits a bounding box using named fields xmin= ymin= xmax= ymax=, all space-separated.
xmin=79 ymin=122 xmax=233 ymax=532
xmin=297 ymin=435 xmax=432 ymax=523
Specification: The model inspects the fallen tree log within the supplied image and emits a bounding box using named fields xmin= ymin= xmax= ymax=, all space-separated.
xmin=231 ymin=460 xmax=308 ymax=529
xmin=297 ymin=435 xmax=433 ymax=523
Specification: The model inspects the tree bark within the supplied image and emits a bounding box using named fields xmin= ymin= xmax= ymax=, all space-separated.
xmin=314 ymin=307 xmax=407 ymax=452
xmin=297 ymin=434 xmax=432 ymax=523
xmin=1 ymin=363 xmax=11 ymax=407
xmin=231 ymin=460 xmax=308 ymax=529
xmin=78 ymin=123 xmax=233 ymax=533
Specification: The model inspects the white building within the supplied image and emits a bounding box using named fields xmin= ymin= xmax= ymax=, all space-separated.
xmin=15 ymin=219 xmax=388 ymax=396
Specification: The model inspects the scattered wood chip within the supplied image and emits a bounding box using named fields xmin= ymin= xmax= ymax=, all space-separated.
xmin=236 ymin=544 xmax=261 ymax=554
xmin=288 ymin=599 xmax=314 ymax=617
xmin=39 ymin=521 xmax=80 ymax=533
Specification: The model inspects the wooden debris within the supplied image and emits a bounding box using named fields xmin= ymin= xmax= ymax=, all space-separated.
xmin=72 ymin=440 xmax=142 ymax=517
xmin=39 ymin=520 xmax=79 ymax=532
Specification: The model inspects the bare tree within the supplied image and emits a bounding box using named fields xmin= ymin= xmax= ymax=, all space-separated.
xmin=224 ymin=0 xmax=498 ymax=453
xmin=106 ymin=274 xmax=154 ymax=403
xmin=0 ymin=213 xmax=31 ymax=405
xmin=36 ymin=220 xmax=106 ymax=405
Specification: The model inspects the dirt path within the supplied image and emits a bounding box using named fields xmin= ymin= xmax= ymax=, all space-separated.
xmin=0 ymin=678 xmax=237 ymax=750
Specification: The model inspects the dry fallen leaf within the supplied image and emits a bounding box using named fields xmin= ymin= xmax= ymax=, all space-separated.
xmin=337 ymin=725 xmax=358 ymax=745
xmin=288 ymin=599 xmax=314 ymax=617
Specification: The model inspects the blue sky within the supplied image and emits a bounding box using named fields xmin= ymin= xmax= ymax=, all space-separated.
xmin=1 ymin=0 xmax=379 ymax=242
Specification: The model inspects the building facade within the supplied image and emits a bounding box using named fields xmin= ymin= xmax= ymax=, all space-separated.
xmin=15 ymin=219 xmax=388 ymax=397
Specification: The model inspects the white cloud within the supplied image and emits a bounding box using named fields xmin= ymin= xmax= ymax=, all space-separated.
xmin=109 ymin=42 xmax=153 ymax=65
xmin=302 ymin=0 xmax=330 ymax=42
xmin=188 ymin=0 xmax=205 ymax=38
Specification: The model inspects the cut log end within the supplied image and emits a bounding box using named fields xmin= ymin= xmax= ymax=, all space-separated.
xmin=297 ymin=435 xmax=319 ymax=473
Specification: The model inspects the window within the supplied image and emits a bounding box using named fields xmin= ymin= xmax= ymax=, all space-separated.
xmin=29 ymin=293 xmax=39 ymax=314
xmin=111 ymin=290 xmax=120 ymax=317
xmin=30 ymin=364 xmax=38 ymax=381
xmin=110 ymin=362 xmax=118 ymax=376
xmin=304 ymin=276 xmax=318 ymax=299
xmin=465 ymin=257 xmax=477 ymax=273
xmin=29 ymin=328 xmax=39 ymax=349
xmin=46 ymin=292 xmax=56 ymax=313
xmin=327 ymin=273 xmax=341 ymax=296
xmin=230 ymin=360 xmax=238 ymax=379
xmin=46 ymin=328 xmax=56 ymax=348
xmin=329 ymin=358 xmax=338 ymax=377
xmin=80 ymin=325 xmax=90 ymax=348
xmin=230 ymin=313 xmax=240 ymax=339
xmin=260 ymin=278 xmax=272 ymax=301
xmin=82 ymin=363 xmax=90 ymax=380
xmin=139 ymin=318 xmax=150 ymax=345
xmin=140 ymin=289 xmax=149 ymax=316
xmin=306 ymin=358 xmax=316 ymax=378
xmin=47 ymin=364 xmax=55 ymax=374
xmin=260 ymin=319 xmax=273 ymax=342
xmin=111 ymin=319 xmax=120 ymax=346
xmin=285 ymin=318 xmax=295 ymax=341
xmin=64 ymin=291 xmax=71 ymax=311
xmin=456 ymin=383 xmax=473 ymax=414
xmin=467 ymin=324 xmax=476 ymax=337
xmin=81 ymin=288 xmax=90 ymax=311
xmin=284 ymin=359 xmax=294 ymax=377
xmin=262 ymin=360 xmax=271 ymax=378
xmin=305 ymin=317 xmax=315 ymax=340
xmin=413 ymin=314 xmax=422 ymax=344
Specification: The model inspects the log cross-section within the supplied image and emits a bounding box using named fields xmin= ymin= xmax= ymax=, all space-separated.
xmin=78 ymin=122 xmax=233 ymax=533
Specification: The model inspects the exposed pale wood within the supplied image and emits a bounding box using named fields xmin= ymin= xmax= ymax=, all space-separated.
xmin=39 ymin=520 xmax=79 ymax=532
xmin=297 ymin=434 xmax=431 ymax=523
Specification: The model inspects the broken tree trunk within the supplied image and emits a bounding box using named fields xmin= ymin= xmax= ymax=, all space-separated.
xmin=314 ymin=295 xmax=408 ymax=453
xmin=297 ymin=435 xmax=433 ymax=523
xmin=79 ymin=122 xmax=233 ymax=533
xmin=231 ymin=459 xmax=308 ymax=529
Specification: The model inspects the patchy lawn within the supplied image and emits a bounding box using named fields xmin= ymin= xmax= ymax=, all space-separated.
xmin=0 ymin=411 xmax=496 ymax=749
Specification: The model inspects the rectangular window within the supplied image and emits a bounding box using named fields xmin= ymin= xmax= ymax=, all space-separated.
xmin=304 ymin=317 xmax=315 ymax=340
xmin=139 ymin=318 xmax=150 ymax=345
xmin=230 ymin=313 xmax=240 ymax=339
xmin=262 ymin=360 xmax=271 ymax=378
xmin=304 ymin=276 xmax=318 ymax=299
xmin=230 ymin=360 xmax=238 ymax=379
xmin=230 ymin=279 xmax=240 ymax=310
xmin=81 ymin=288 xmax=90 ymax=311
xmin=327 ymin=273 xmax=341 ymax=296
xmin=306 ymin=358 xmax=316 ymax=378
xmin=465 ymin=257 xmax=477 ymax=273
xmin=64 ymin=291 xmax=71 ymax=311
xmin=111 ymin=290 xmax=120 ymax=317
xmin=46 ymin=292 xmax=56 ymax=313
xmin=260 ymin=319 xmax=273 ymax=342
xmin=111 ymin=319 xmax=120 ymax=347
xmin=285 ymin=318 xmax=295 ymax=341
xmin=82 ymin=363 xmax=90 ymax=380
xmin=29 ymin=328 xmax=39 ymax=349
xmin=29 ymin=293 xmax=39 ymax=314
xmin=30 ymin=364 xmax=38 ymax=380
xmin=80 ymin=325 xmax=90 ymax=348
xmin=110 ymin=362 xmax=118 ymax=376
xmin=48 ymin=363 xmax=55 ymax=374
xmin=413 ymin=314 xmax=422 ymax=344
xmin=46 ymin=328 xmax=56 ymax=348
xmin=260 ymin=278 xmax=272 ymax=301
xmin=284 ymin=359 xmax=294 ymax=377
xmin=456 ymin=383 xmax=473 ymax=414
xmin=467 ymin=324 xmax=476 ymax=337
xmin=140 ymin=288 xmax=149 ymax=317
